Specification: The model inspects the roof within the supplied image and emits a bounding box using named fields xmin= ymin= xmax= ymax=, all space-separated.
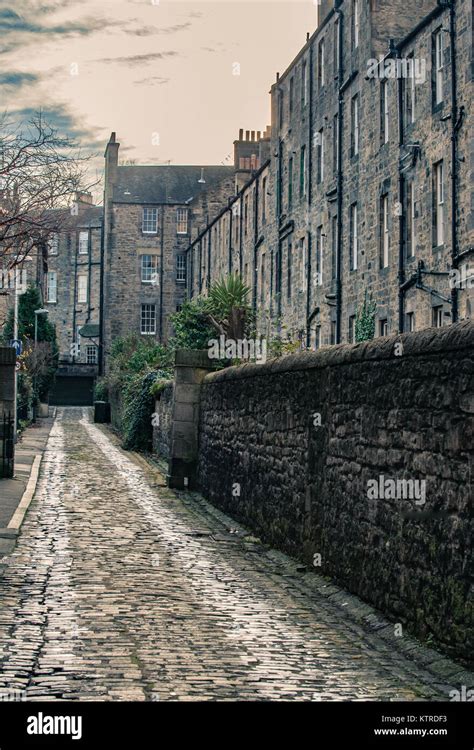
xmin=112 ymin=165 xmax=234 ymax=205
xmin=78 ymin=324 xmax=100 ymax=339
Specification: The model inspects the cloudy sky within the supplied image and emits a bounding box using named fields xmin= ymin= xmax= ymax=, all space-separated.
xmin=1 ymin=0 xmax=317 ymax=186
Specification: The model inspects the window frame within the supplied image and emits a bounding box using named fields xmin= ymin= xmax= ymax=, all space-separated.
xmin=176 ymin=207 xmax=189 ymax=235
xmin=47 ymin=271 xmax=57 ymax=304
xmin=140 ymin=303 xmax=157 ymax=335
xmin=142 ymin=207 xmax=158 ymax=234
xmin=78 ymin=231 xmax=89 ymax=255
xmin=350 ymin=203 xmax=358 ymax=271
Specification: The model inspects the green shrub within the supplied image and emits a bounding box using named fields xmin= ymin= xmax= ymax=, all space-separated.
xmin=122 ymin=369 xmax=170 ymax=452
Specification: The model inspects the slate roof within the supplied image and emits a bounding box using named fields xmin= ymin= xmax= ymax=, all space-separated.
xmin=112 ymin=165 xmax=234 ymax=205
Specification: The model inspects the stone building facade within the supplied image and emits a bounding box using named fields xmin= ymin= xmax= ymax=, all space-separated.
xmin=185 ymin=0 xmax=473 ymax=348
xmin=102 ymin=133 xmax=235 ymax=370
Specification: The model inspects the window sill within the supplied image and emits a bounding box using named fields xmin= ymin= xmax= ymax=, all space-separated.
xmin=142 ymin=231 xmax=158 ymax=236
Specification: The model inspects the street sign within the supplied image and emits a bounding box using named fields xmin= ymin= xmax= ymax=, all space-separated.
xmin=10 ymin=339 xmax=22 ymax=356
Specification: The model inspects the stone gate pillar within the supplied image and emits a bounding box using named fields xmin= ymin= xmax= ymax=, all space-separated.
xmin=167 ymin=349 xmax=213 ymax=490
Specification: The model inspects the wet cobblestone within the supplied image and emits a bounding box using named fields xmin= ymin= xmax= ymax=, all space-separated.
xmin=0 ymin=409 xmax=460 ymax=701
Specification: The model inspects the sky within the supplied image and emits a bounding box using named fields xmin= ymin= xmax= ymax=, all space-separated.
xmin=0 ymin=0 xmax=318 ymax=187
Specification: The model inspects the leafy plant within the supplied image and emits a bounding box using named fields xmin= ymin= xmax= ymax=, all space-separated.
xmin=169 ymin=298 xmax=216 ymax=351
xmin=206 ymin=274 xmax=252 ymax=340
xmin=355 ymin=291 xmax=376 ymax=343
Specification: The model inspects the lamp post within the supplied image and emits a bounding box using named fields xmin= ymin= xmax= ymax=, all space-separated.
xmin=33 ymin=308 xmax=49 ymax=420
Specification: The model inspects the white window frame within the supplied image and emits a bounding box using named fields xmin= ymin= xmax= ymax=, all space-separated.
xmin=176 ymin=254 xmax=186 ymax=283
xmin=48 ymin=233 xmax=59 ymax=256
xmin=176 ymin=207 xmax=188 ymax=235
xmin=435 ymin=161 xmax=444 ymax=246
xmin=316 ymin=225 xmax=324 ymax=284
xmin=86 ymin=345 xmax=98 ymax=365
xmin=142 ymin=207 xmax=158 ymax=234
xmin=47 ymin=271 xmax=57 ymax=303
xmin=353 ymin=0 xmax=359 ymax=49
xmin=350 ymin=203 xmax=358 ymax=270
xmin=435 ymin=30 xmax=444 ymax=105
xmin=381 ymin=80 xmax=389 ymax=144
xmin=352 ymin=95 xmax=359 ymax=156
xmin=140 ymin=304 xmax=157 ymax=335
xmin=77 ymin=274 xmax=88 ymax=304
xmin=140 ymin=254 xmax=158 ymax=283
xmin=381 ymin=195 xmax=389 ymax=268
xmin=78 ymin=231 xmax=89 ymax=255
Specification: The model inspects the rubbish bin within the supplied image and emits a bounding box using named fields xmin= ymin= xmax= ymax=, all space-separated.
xmin=94 ymin=401 xmax=111 ymax=424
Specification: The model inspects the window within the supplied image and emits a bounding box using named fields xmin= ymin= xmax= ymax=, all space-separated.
xmin=405 ymin=53 xmax=416 ymax=125
xmin=433 ymin=29 xmax=444 ymax=106
xmin=318 ymin=39 xmax=325 ymax=88
xmin=47 ymin=271 xmax=57 ymax=303
xmin=142 ymin=207 xmax=158 ymax=234
xmin=77 ymin=275 xmax=88 ymax=303
xmin=176 ymin=208 xmax=188 ymax=235
xmin=316 ymin=225 xmax=324 ymax=285
xmin=434 ymin=160 xmax=444 ymax=246
xmin=260 ymin=253 xmax=266 ymax=306
xmin=302 ymin=60 xmax=308 ymax=106
xmin=406 ymin=182 xmax=416 ymax=258
xmin=317 ymin=128 xmax=324 ymax=183
xmin=300 ymin=145 xmax=306 ymax=198
xmin=352 ymin=0 xmax=359 ymax=50
xmin=176 ymin=254 xmax=186 ymax=283
xmin=331 ymin=215 xmax=338 ymax=280
xmin=380 ymin=80 xmax=389 ymax=144
xmin=334 ymin=18 xmax=340 ymax=74
xmin=380 ymin=195 xmax=389 ymax=268
xmin=279 ymin=90 xmax=284 ymax=129
xmin=348 ymin=315 xmax=356 ymax=343
xmin=141 ymin=304 xmax=156 ymax=335
xmin=300 ymin=236 xmax=306 ymax=286
xmin=289 ymin=76 xmax=294 ymax=116
xmin=78 ymin=231 xmax=88 ymax=255
xmin=288 ymin=156 xmax=294 ymax=209
xmin=86 ymin=345 xmax=98 ymax=365
xmin=351 ymin=95 xmax=359 ymax=156
xmin=350 ymin=203 xmax=358 ymax=270
xmin=48 ymin=234 xmax=59 ymax=255
xmin=315 ymin=325 xmax=321 ymax=350
xmin=406 ymin=312 xmax=415 ymax=332
xmin=287 ymin=241 xmax=292 ymax=301
xmin=333 ymin=114 xmax=339 ymax=173
xmin=141 ymin=254 xmax=158 ymax=283
xmin=244 ymin=195 xmax=249 ymax=236
xmin=432 ymin=306 xmax=444 ymax=328
xmin=262 ymin=177 xmax=267 ymax=223
xmin=379 ymin=319 xmax=388 ymax=337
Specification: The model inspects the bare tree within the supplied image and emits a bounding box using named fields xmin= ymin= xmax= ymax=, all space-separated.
xmin=0 ymin=111 xmax=97 ymax=266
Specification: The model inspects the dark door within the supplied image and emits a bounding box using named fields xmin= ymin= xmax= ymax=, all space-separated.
xmin=49 ymin=376 xmax=94 ymax=406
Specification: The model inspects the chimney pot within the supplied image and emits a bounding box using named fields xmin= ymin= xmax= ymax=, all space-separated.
xmin=251 ymin=131 xmax=255 ymax=141
xmin=239 ymin=128 xmax=243 ymax=140
xmin=245 ymin=130 xmax=250 ymax=140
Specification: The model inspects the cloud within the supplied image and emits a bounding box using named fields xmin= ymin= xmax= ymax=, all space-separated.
xmin=133 ymin=76 xmax=169 ymax=86
xmin=97 ymin=51 xmax=178 ymax=67
xmin=0 ymin=71 xmax=39 ymax=88
xmin=125 ymin=21 xmax=192 ymax=37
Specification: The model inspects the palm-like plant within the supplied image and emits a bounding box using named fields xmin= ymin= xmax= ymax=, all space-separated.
xmin=207 ymin=274 xmax=251 ymax=340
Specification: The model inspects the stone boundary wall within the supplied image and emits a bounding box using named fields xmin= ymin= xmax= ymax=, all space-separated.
xmin=152 ymin=382 xmax=173 ymax=460
xmin=197 ymin=322 xmax=474 ymax=664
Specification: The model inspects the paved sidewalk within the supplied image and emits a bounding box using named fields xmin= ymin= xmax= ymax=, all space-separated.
xmin=0 ymin=414 xmax=55 ymax=556
xmin=0 ymin=406 xmax=471 ymax=701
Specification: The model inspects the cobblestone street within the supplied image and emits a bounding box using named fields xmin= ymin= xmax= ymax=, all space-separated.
xmin=0 ymin=409 xmax=461 ymax=701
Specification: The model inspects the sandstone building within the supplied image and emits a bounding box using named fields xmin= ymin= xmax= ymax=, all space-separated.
xmin=186 ymin=0 xmax=473 ymax=348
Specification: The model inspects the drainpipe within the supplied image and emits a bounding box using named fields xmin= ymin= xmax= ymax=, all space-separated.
xmin=397 ymin=46 xmax=405 ymax=333
xmin=449 ymin=0 xmax=459 ymax=322
xmin=239 ymin=194 xmax=243 ymax=277
xmin=253 ymin=179 xmax=259 ymax=316
xmin=228 ymin=206 xmax=233 ymax=275
xmin=335 ymin=8 xmax=344 ymax=344
xmin=306 ymin=40 xmax=314 ymax=346
xmin=207 ymin=223 xmax=211 ymax=291
xmin=72 ymin=231 xmax=78 ymax=363
xmin=98 ymin=215 xmax=105 ymax=376
xmin=159 ymin=205 xmax=164 ymax=339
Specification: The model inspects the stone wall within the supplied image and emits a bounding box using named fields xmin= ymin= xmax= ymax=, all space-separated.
xmin=152 ymin=382 xmax=173 ymax=459
xmin=197 ymin=322 xmax=474 ymax=664
xmin=0 ymin=347 xmax=15 ymax=416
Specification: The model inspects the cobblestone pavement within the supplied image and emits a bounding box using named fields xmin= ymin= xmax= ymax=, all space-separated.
xmin=0 ymin=408 xmax=461 ymax=701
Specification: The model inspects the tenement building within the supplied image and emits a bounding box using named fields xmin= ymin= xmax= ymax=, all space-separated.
xmin=185 ymin=0 xmax=473 ymax=347
xmin=44 ymin=193 xmax=102 ymax=405
xmin=102 ymin=133 xmax=236 ymax=370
